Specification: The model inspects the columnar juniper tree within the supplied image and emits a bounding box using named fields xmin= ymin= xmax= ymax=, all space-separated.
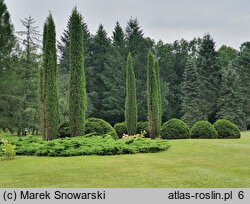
xmin=147 ymin=51 xmax=160 ymax=138
xmin=125 ymin=53 xmax=137 ymax=135
xmin=43 ymin=14 xmax=59 ymax=140
xmin=155 ymin=59 xmax=162 ymax=133
xmin=39 ymin=22 xmax=47 ymax=136
xmin=69 ymin=8 xmax=87 ymax=136
xmin=181 ymin=58 xmax=203 ymax=126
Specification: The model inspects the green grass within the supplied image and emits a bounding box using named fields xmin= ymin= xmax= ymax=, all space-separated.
xmin=0 ymin=131 xmax=250 ymax=188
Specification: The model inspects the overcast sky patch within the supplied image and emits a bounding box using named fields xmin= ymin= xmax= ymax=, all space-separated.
xmin=5 ymin=0 xmax=250 ymax=50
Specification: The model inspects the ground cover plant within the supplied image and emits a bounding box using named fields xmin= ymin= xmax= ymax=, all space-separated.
xmin=0 ymin=135 xmax=170 ymax=157
xmin=0 ymin=131 xmax=249 ymax=188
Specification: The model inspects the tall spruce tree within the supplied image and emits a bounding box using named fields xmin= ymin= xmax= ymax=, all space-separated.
xmin=217 ymin=63 xmax=245 ymax=129
xmin=88 ymin=24 xmax=111 ymax=120
xmin=125 ymin=53 xmax=137 ymax=135
xmin=43 ymin=14 xmax=59 ymax=140
xmin=196 ymin=34 xmax=221 ymax=122
xmin=147 ymin=51 xmax=160 ymax=138
xmin=155 ymin=60 xmax=162 ymax=133
xmin=181 ymin=58 xmax=203 ymax=126
xmin=68 ymin=8 xmax=87 ymax=136
xmin=235 ymin=42 xmax=250 ymax=129
xmin=16 ymin=16 xmax=40 ymax=135
xmin=112 ymin=21 xmax=125 ymax=48
xmin=0 ymin=0 xmax=18 ymax=131
xmin=0 ymin=0 xmax=15 ymax=66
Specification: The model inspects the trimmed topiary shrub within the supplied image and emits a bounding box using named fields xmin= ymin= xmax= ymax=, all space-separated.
xmin=191 ymin=121 xmax=218 ymax=139
xmin=160 ymin=118 xmax=190 ymax=139
xmin=58 ymin=121 xmax=71 ymax=138
xmin=137 ymin=121 xmax=149 ymax=137
xmin=85 ymin=118 xmax=118 ymax=139
xmin=214 ymin=119 xmax=241 ymax=139
xmin=114 ymin=122 xmax=127 ymax=138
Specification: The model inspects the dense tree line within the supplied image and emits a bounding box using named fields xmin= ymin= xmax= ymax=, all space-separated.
xmin=1 ymin=1 xmax=250 ymax=136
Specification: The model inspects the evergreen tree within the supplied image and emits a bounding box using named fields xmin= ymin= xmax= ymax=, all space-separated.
xmin=16 ymin=16 xmax=41 ymax=135
xmin=125 ymin=53 xmax=137 ymax=135
xmin=0 ymin=0 xmax=15 ymax=68
xmin=147 ymin=51 xmax=160 ymax=138
xmin=88 ymin=24 xmax=111 ymax=120
xmin=39 ymin=22 xmax=47 ymax=136
xmin=154 ymin=60 xmax=162 ymax=132
xmin=102 ymin=21 xmax=127 ymax=124
xmin=181 ymin=58 xmax=203 ymax=126
xmin=155 ymin=38 xmax=200 ymax=121
xmin=57 ymin=15 xmax=91 ymax=122
xmin=125 ymin=18 xmax=154 ymax=121
xmin=217 ymin=63 xmax=245 ymax=129
xmin=112 ymin=21 xmax=125 ymax=48
xmin=68 ymin=8 xmax=87 ymax=136
xmin=235 ymin=42 xmax=250 ymax=129
xmin=0 ymin=0 xmax=18 ymax=131
xmin=43 ymin=14 xmax=59 ymax=140
xmin=196 ymin=34 xmax=221 ymax=122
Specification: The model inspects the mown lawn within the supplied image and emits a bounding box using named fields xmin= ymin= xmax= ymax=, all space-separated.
xmin=0 ymin=131 xmax=249 ymax=188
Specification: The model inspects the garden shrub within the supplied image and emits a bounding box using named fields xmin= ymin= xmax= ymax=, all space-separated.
xmin=137 ymin=121 xmax=149 ymax=137
xmin=0 ymin=135 xmax=170 ymax=157
xmin=114 ymin=122 xmax=127 ymax=138
xmin=85 ymin=118 xmax=118 ymax=139
xmin=191 ymin=121 xmax=218 ymax=139
xmin=58 ymin=121 xmax=71 ymax=138
xmin=214 ymin=119 xmax=241 ymax=139
xmin=1 ymin=139 xmax=16 ymax=160
xmin=160 ymin=118 xmax=190 ymax=139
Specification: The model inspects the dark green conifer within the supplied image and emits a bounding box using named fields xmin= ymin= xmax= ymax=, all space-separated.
xmin=68 ymin=8 xmax=87 ymax=136
xmin=147 ymin=51 xmax=160 ymax=138
xmin=155 ymin=60 xmax=162 ymax=133
xmin=196 ymin=34 xmax=221 ymax=122
xmin=236 ymin=42 xmax=250 ymax=129
xmin=125 ymin=53 xmax=137 ymax=135
xmin=43 ymin=14 xmax=59 ymax=140
xmin=39 ymin=22 xmax=47 ymax=136
xmin=181 ymin=58 xmax=203 ymax=126
xmin=217 ymin=63 xmax=245 ymax=129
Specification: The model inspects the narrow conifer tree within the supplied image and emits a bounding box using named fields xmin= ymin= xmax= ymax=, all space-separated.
xmin=147 ymin=51 xmax=160 ymax=138
xmin=43 ymin=14 xmax=59 ymax=140
xmin=125 ymin=53 xmax=137 ymax=135
xmin=39 ymin=22 xmax=47 ymax=136
xmin=68 ymin=8 xmax=87 ymax=136
xmin=155 ymin=60 xmax=162 ymax=134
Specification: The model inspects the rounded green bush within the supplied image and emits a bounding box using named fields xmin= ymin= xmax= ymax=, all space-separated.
xmin=214 ymin=119 xmax=241 ymax=139
xmin=137 ymin=121 xmax=149 ymax=137
xmin=160 ymin=118 xmax=190 ymax=139
xmin=85 ymin=118 xmax=118 ymax=139
xmin=58 ymin=121 xmax=71 ymax=138
xmin=114 ymin=122 xmax=127 ymax=138
xmin=191 ymin=121 xmax=218 ymax=139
